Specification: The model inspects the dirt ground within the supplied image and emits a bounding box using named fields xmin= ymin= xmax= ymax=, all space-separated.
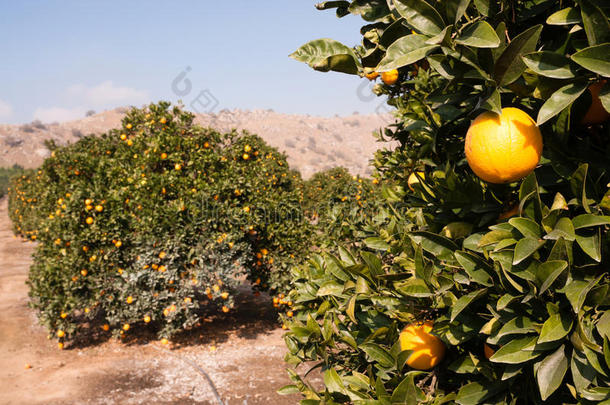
xmin=0 ymin=198 xmax=316 ymax=404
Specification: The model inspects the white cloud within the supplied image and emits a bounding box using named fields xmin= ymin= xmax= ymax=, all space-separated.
xmin=33 ymin=107 xmax=87 ymax=123
xmin=67 ymin=81 xmax=148 ymax=106
xmin=31 ymin=81 xmax=149 ymax=123
xmin=0 ymin=99 xmax=13 ymax=120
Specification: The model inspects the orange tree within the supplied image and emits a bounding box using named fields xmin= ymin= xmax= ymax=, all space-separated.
xmin=8 ymin=102 xmax=314 ymax=345
xmin=283 ymin=1 xmax=610 ymax=403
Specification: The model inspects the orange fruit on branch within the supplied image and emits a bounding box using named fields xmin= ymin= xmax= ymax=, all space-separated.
xmin=365 ymin=71 xmax=379 ymax=80
xmin=399 ymin=321 xmax=446 ymax=370
xmin=381 ymin=69 xmax=399 ymax=85
xmin=465 ymin=107 xmax=543 ymax=184
xmin=582 ymin=81 xmax=610 ymax=125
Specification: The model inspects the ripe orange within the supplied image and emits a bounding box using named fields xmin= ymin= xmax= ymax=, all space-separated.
xmin=365 ymin=71 xmax=379 ymax=80
xmin=160 ymin=338 xmax=169 ymax=345
xmin=122 ymin=323 xmax=130 ymax=331
xmin=80 ymin=269 xmax=88 ymax=277
xmin=58 ymin=342 xmax=64 ymax=350
xmin=582 ymin=81 xmax=610 ymax=125
xmin=175 ymin=163 xmax=182 ymax=171
xmin=244 ymin=144 xmax=252 ymax=153
xmin=57 ymin=330 xmax=65 ymax=338
xmin=242 ymin=153 xmax=250 ymax=160
xmin=222 ymin=306 xmax=230 ymax=313
xmin=286 ymin=311 xmax=294 ymax=318
xmin=484 ymin=343 xmax=496 ymax=359
xmin=126 ymin=296 xmax=134 ymax=304
xmin=86 ymin=217 xmax=94 ymax=225
xmin=95 ymin=205 xmax=103 ymax=212
xmin=160 ymin=117 xmax=167 ymax=124
xmin=102 ymin=324 xmax=110 ymax=331
xmin=465 ymin=107 xmax=543 ymax=184
xmin=399 ymin=321 xmax=446 ymax=370
xmin=84 ymin=198 xmax=93 ymax=206
xmin=381 ymin=69 xmax=399 ymax=85
xmin=120 ymin=134 xmax=127 ymax=141
xmin=60 ymin=312 xmax=68 ymax=319
xmin=498 ymin=204 xmax=519 ymax=220
xmin=220 ymin=292 xmax=229 ymax=300
xmin=144 ymin=315 xmax=151 ymax=323
xmin=161 ymin=152 xmax=168 ymax=159
xmin=159 ymin=251 xmax=167 ymax=259
xmin=126 ymin=123 xmax=133 ymax=129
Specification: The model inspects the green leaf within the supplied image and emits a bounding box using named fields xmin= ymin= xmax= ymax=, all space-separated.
xmin=537 ymin=260 xmax=568 ymax=295
xmin=392 ymin=0 xmax=445 ymax=36
xmin=445 ymin=0 xmax=471 ymax=25
xmin=347 ymin=0 xmax=392 ymax=22
xmin=456 ymin=381 xmax=504 ymax=404
xmin=537 ymin=81 xmax=588 ymax=125
xmin=579 ymin=0 xmax=610 ymax=46
xmin=364 ymin=237 xmax=390 ymax=251
xmin=395 ymin=278 xmax=433 ymax=297
xmin=480 ymin=88 xmax=502 ymax=114
xmin=544 ymin=217 xmax=576 ymax=241
xmin=490 ymin=335 xmax=543 ymax=364
xmin=451 ymin=289 xmax=487 ymax=322
xmin=538 ymin=313 xmax=573 ymax=343
xmin=361 ymin=251 xmax=383 ymax=278
xmin=390 ymin=372 xmax=425 ymax=404
xmin=277 ymin=384 xmax=301 ymax=395
xmin=361 ymin=343 xmax=395 ymax=368
xmin=562 ymin=275 xmax=604 ymax=313
xmin=324 ymin=368 xmax=347 ymax=394
xmin=490 ymin=316 xmax=537 ymax=343
xmin=576 ymin=231 xmax=602 ymax=262
xmin=536 ymin=345 xmax=568 ymax=401
xmin=522 ymin=51 xmax=579 ymax=79
xmin=513 ymin=238 xmax=545 ymax=265
xmin=572 ymin=44 xmax=610 ymax=77
xmin=509 ymin=217 xmax=541 ymax=239
xmin=454 ymin=250 xmax=494 ymax=286
xmin=409 ymin=231 xmax=458 ymax=262
xmin=376 ymin=35 xmax=439 ymax=71
xmin=572 ymin=350 xmax=597 ymax=392
xmin=290 ymin=38 xmax=361 ymax=74
xmin=317 ymin=281 xmax=345 ymax=296
xmin=573 ymin=214 xmax=610 ymax=229
xmin=546 ymin=7 xmax=582 ymax=25
xmin=493 ymin=25 xmax=543 ymax=86
xmin=346 ymin=294 xmax=357 ymax=323
xmin=455 ymin=21 xmax=501 ymax=48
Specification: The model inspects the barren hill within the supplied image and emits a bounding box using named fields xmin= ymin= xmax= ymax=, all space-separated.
xmin=0 ymin=108 xmax=394 ymax=178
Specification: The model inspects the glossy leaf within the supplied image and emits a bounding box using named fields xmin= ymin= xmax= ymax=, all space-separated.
xmin=376 ymin=35 xmax=439 ymax=71
xmin=538 ymin=313 xmax=573 ymax=343
xmin=392 ymin=0 xmax=445 ymax=36
xmin=455 ymin=21 xmax=501 ymax=48
xmin=493 ymin=25 xmax=543 ymax=86
xmin=537 ymin=345 xmax=568 ymax=400
xmin=572 ymin=44 xmax=610 ymax=77
xmin=522 ymin=51 xmax=579 ymax=79
xmin=290 ymin=38 xmax=361 ymax=74
xmin=537 ymin=81 xmax=588 ymax=125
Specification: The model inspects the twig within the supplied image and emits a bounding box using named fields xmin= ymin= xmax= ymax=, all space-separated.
xmin=151 ymin=344 xmax=224 ymax=405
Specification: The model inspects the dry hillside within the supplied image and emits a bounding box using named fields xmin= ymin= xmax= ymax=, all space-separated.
xmin=0 ymin=108 xmax=394 ymax=178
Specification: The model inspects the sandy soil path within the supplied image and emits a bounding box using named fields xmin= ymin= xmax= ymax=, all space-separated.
xmin=0 ymin=197 xmax=309 ymax=404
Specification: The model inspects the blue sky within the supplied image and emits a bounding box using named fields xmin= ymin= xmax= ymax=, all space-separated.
xmin=0 ymin=1 xmax=386 ymax=124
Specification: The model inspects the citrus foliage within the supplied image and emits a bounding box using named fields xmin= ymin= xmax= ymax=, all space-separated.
xmin=285 ymin=1 xmax=610 ymax=403
xmin=0 ymin=164 xmax=24 ymax=198
xmin=8 ymin=102 xmax=314 ymax=343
